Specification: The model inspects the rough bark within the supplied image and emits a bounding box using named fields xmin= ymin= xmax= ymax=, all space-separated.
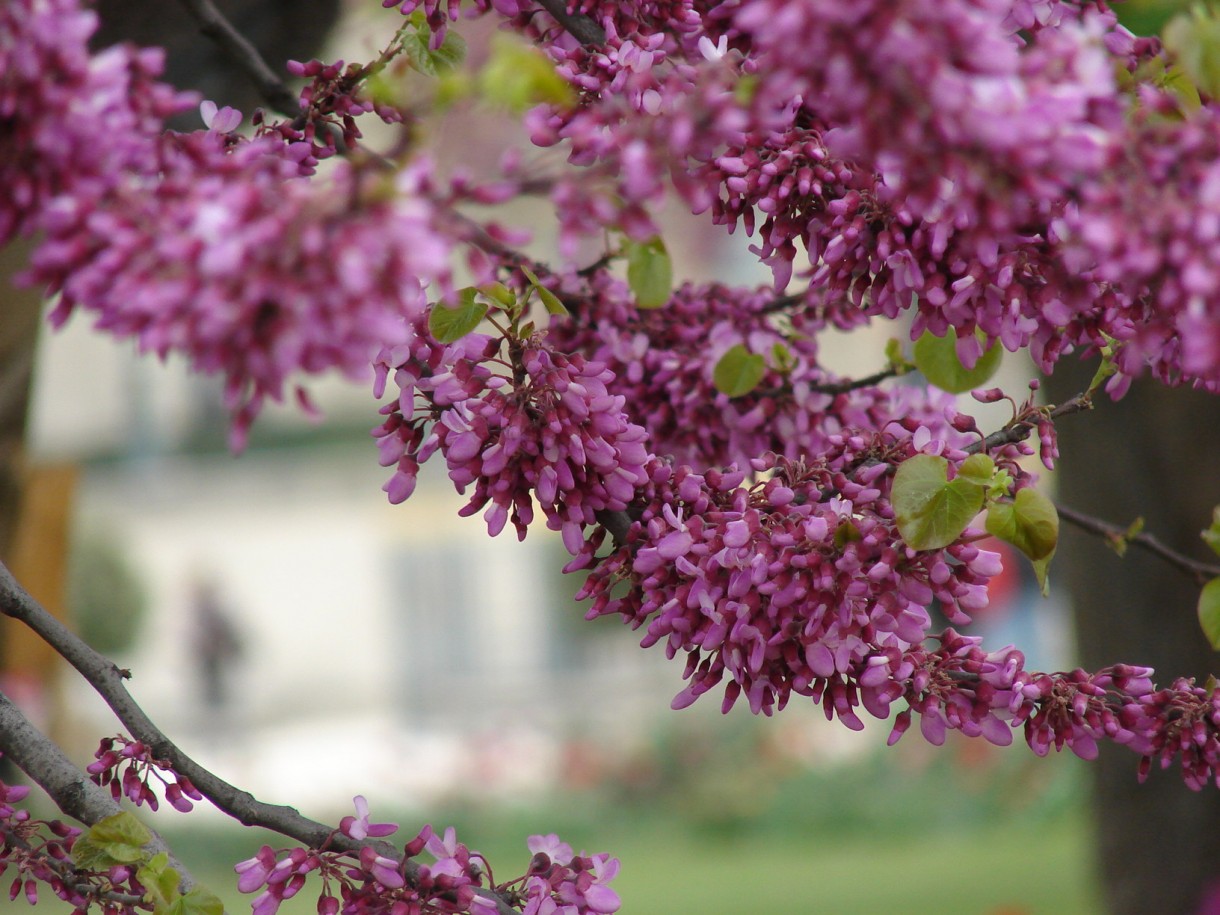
xmin=1046 ymin=360 xmax=1220 ymax=915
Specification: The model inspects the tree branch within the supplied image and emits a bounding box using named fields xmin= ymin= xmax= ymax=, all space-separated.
xmin=807 ymin=366 xmax=905 ymax=395
xmin=0 ymin=563 xmax=517 ymax=915
xmin=0 ymin=690 xmax=201 ymax=896
xmin=1057 ymin=504 xmax=1220 ymax=587
xmin=965 ymin=391 xmax=1094 ymax=455
xmin=534 ymin=1 xmax=606 ymax=46
xmin=174 ymin=0 xmax=300 ymax=117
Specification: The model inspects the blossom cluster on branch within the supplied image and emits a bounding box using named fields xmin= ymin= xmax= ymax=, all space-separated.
xmin=8 ymin=0 xmax=1220 ymax=911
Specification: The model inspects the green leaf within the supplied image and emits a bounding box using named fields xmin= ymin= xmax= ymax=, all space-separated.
xmin=166 ymin=886 xmax=225 ymax=915
xmin=892 ymin=454 xmax=984 ymax=551
xmin=478 ymin=282 xmax=516 ymax=308
xmin=428 ymin=288 xmax=487 ymax=343
xmin=518 ymin=266 xmax=568 ymax=316
xmin=1087 ymin=336 xmax=1120 ymax=396
xmin=1203 ymin=506 xmax=1220 ymax=558
xmin=957 ymin=453 xmax=995 ymax=487
xmin=770 ymin=342 xmax=796 ymax=374
xmin=1106 ymin=516 xmax=1145 ymax=557
xmin=984 ymin=487 xmax=1059 ymax=562
xmin=834 ymin=520 xmax=862 ymax=549
xmin=1032 ymin=549 xmax=1054 ymax=598
xmin=884 ymin=337 xmax=914 ymax=373
xmin=1200 ymin=578 xmax=1220 ymax=650
xmin=479 ymin=35 xmax=575 ymax=112
xmin=1163 ymin=6 xmax=1220 ymax=100
xmin=72 ymin=812 xmax=153 ymax=870
xmin=713 ymin=344 xmax=766 ymax=398
xmin=536 ymin=285 xmax=568 ymax=316
xmin=625 ymin=236 xmax=673 ymax=309
xmin=913 ymin=328 xmax=1003 ymax=394
xmin=401 ymin=23 xmax=467 ymax=77
xmin=1164 ymin=63 xmax=1203 ymax=113
xmin=138 ymin=854 xmax=180 ymax=911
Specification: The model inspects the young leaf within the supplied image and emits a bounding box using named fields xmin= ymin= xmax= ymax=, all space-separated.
xmin=713 ymin=344 xmax=766 ymax=398
xmin=884 ymin=337 xmax=909 ymax=372
xmin=625 ymin=236 xmax=673 ymax=309
xmin=535 ymin=285 xmax=569 ymax=316
xmin=171 ymin=886 xmax=226 ymax=915
xmin=1032 ymin=549 xmax=1054 ymax=598
xmin=1203 ymin=506 xmax=1220 ymax=559
xmin=834 ymin=520 xmax=862 ymax=549
xmin=957 ymin=453 xmax=995 ymax=487
xmin=401 ymin=25 xmax=467 ymax=77
xmin=479 ymin=35 xmax=575 ymax=112
xmin=1163 ymin=6 xmax=1220 ymax=101
xmin=913 ymin=328 xmax=1002 ymax=394
xmin=72 ymin=811 xmax=153 ymax=870
xmin=428 ymin=288 xmax=487 ymax=343
xmin=478 ymin=282 xmax=516 ymax=308
xmin=138 ymin=854 xmax=181 ymax=911
xmin=1199 ymin=578 xmax=1220 ymax=650
xmin=518 ymin=266 xmax=568 ymax=316
xmin=892 ymin=454 xmax=985 ymax=551
xmin=984 ymin=487 xmax=1059 ymax=562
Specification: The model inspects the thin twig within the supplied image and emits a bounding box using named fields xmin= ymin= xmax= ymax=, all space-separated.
xmin=1057 ymin=504 xmax=1220 ymax=587
xmin=965 ymin=392 xmax=1093 ymax=455
xmin=0 ymin=564 xmax=517 ymax=915
xmin=174 ymin=0 xmax=300 ymax=116
xmin=807 ymin=366 xmax=904 ymax=395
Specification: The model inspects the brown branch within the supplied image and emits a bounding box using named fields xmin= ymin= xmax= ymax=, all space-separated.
xmin=807 ymin=366 xmax=904 ymax=395
xmin=1057 ymin=504 xmax=1220 ymax=587
xmin=174 ymin=0 xmax=300 ymax=117
xmin=534 ymin=0 xmax=607 ymax=46
xmin=0 ymin=563 xmax=517 ymax=915
xmin=0 ymin=691 xmax=202 ymax=898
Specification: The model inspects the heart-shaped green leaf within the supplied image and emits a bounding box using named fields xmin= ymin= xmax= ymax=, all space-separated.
xmin=985 ymin=487 xmax=1059 ymax=562
xmin=892 ymin=454 xmax=984 ymax=550
xmin=913 ymin=328 xmax=1002 ymax=394
xmin=72 ymin=812 xmax=153 ymax=870
xmin=713 ymin=344 xmax=766 ymax=398
xmin=625 ymin=236 xmax=672 ymax=309
xmin=428 ymin=288 xmax=487 ymax=343
xmin=1200 ymin=578 xmax=1220 ymax=650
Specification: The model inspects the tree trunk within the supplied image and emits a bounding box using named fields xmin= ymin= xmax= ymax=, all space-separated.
xmin=1046 ymin=360 xmax=1220 ymax=915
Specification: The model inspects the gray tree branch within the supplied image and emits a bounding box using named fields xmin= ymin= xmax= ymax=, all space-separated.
xmin=0 ymin=690 xmax=201 ymax=896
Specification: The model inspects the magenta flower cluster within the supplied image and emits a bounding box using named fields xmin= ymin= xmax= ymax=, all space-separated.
xmin=577 ymin=447 xmax=1002 ymax=717
xmin=86 ymin=735 xmax=203 ymax=814
xmin=234 ymin=798 xmax=620 ymax=915
xmin=27 ymin=133 xmax=449 ymax=448
xmin=3 ymin=0 xmax=456 ymax=448
xmin=543 ymin=268 xmax=975 ymax=468
xmin=0 ymin=0 xmax=187 ymax=245
xmin=373 ymin=321 xmax=649 ymax=551
xmin=0 ymin=771 xmax=146 ymax=914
